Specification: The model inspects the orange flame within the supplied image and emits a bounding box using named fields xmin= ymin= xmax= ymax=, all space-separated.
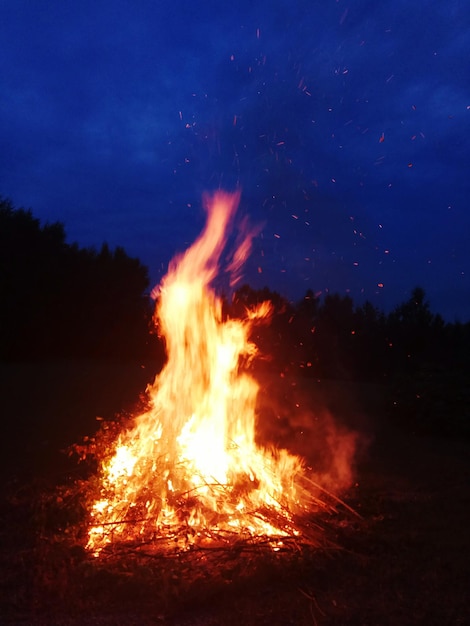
xmin=87 ymin=191 xmax=307 ymax=555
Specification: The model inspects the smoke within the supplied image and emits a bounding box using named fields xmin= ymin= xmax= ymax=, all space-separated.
xmin=255 ymin=372 xmax=367 ymax=495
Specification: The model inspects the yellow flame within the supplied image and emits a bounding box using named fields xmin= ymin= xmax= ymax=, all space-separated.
xmin=87 ymin=191 xmax=306 ymax=554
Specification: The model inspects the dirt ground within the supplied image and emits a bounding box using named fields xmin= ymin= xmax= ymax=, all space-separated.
xmin=1 ymin=361 xmax=469 ymax=625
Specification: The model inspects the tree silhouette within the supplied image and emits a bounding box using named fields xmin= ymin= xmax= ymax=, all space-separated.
xmin=0 ymin=197 xmax=158 ymax=361
xmin=352 ymin=300 xmax=389 ymax=380
xmin=386 ymin=286 xmax=445 ymax=373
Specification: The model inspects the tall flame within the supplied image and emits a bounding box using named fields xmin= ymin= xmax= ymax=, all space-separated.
xmin=87 ymin=191 xmax=306 ymax=554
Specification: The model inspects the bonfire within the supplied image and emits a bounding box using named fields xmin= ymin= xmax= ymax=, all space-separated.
xmin=83 ymin=191 xmax=354 ymax=559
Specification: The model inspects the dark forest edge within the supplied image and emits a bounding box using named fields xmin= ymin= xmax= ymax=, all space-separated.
xmin=2 ymin=197 xmax=469 ymax=437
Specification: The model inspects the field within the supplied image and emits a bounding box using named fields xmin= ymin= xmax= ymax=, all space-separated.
xmin=1 ymin=361 xmax=469 ymax=625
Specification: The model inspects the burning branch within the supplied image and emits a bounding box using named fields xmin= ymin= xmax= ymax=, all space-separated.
xmin=81 ymin=191 xmax=354 ymax=558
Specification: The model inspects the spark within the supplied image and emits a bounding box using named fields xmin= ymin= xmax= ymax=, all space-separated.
xmin=340 ymin=8 xmax=349 ymax=25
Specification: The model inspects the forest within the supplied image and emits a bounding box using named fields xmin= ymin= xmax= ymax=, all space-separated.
xmin=1 ymin=195 xmax=469 ymax=437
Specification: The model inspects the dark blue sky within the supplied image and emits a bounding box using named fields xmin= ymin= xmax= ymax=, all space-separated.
xmin=1 ymin=0 xmax=469 ymax=320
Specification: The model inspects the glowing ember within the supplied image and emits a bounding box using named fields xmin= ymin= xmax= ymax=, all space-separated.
xmin=87 ymin=191 xmax=308 ymax=555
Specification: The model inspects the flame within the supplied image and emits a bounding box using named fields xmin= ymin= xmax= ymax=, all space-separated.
xmin=87 ymin=191 xmax=307 ymax=555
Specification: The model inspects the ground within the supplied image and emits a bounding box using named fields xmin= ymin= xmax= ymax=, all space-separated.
xmin=1 ymin=361 xmax=469 ymax=625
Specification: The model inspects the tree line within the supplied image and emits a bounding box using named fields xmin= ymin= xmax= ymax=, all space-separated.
xmin=2 ymin=195 xmax=469 ymax=373
xmin=229 ymin=284 xmax=470 ymax=381
xmin=0 ymin=197 xmax=159 ymax=361
xmin=228 ymin=284 xmax=470 ymax=436
xmin=2 ymin=197 xmax=469 ymax=434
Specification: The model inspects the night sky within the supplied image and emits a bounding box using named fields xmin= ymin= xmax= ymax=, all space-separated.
xmin=1 ymin=1 xmax=469 ymax=320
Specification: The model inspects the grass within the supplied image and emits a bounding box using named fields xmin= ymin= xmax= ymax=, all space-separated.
xmin=1 ymin=360 xmax=469 ymax=625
